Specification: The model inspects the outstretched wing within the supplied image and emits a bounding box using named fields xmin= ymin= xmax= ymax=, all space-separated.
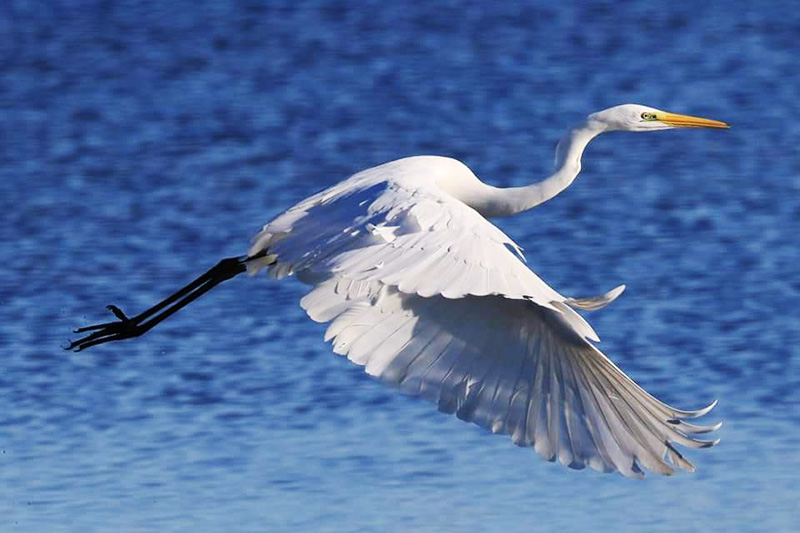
xmin=250 ymin=159 xmax=564 ymax=301
xmin=301 ymin=279 xmax=720 ymax=478
xmin=248 ymin=156 xmax=600 ymax=341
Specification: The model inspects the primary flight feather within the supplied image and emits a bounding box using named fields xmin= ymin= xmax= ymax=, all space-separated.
xmin=70 ymin=104 xmax=728 ymax=478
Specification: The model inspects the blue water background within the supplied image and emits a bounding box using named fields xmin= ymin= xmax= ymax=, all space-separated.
xmin=2 ymin=1 xmax=799 ymax=531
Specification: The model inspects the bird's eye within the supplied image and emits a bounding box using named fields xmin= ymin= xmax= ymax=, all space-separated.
xmin=640 ymin=112 xmax=657 ymax=121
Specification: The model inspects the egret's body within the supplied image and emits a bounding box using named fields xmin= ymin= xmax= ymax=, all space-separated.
xmin=71 ymin=104 xmax=728 ymax=478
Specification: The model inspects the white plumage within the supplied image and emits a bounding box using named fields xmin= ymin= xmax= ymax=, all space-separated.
xmin=71 ymin=104 xmax=729 ymax=478
xmin=246 ymin=103 xmax=728 ymax=479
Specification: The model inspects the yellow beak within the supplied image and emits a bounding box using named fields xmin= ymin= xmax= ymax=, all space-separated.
xmin=657 ymin=111 xmax=730 ymax=129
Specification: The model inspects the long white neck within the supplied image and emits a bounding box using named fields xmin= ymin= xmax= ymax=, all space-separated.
xmin=473 ymin=120 xmax=607 ymax=217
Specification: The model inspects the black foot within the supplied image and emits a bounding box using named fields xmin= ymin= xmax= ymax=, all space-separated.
xmin=67 ymin=255 xmax=250 ymax=352
xmin=67 ymin=305 xmax=144 ymax=352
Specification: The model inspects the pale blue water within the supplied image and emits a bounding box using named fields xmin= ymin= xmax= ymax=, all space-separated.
xmin=2 ymin=1 xmax=799 ymax=531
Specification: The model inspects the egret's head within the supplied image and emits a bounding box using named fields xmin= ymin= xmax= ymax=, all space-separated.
xmin=588 ymin=104 xmax=729 ymax=132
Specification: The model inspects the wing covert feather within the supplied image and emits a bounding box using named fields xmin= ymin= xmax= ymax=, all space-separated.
xmin=248 ymin=158 xmax=564 ymax=309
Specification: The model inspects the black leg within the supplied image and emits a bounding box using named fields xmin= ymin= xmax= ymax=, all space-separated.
xmin=68 ymin=256 xmax=249 ymax=352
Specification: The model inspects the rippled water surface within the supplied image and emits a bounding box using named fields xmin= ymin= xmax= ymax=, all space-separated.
xmin=3 ymin=1 xmax=799 ymax=531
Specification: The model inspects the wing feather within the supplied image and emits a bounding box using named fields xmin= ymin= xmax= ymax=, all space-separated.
xmin=248 ymin=158 xmax=565 ymax=311
xmin=506 ymin=326 xmax=541 ymax=444
xmin=299 ymin=278 xmax=719 ymax=478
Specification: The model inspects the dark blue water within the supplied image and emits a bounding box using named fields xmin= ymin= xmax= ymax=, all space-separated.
xmin=3 ymin=1 xmax=799 ymax=531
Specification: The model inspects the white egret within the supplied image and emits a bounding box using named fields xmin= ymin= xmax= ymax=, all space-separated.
xmin=70 ymin=104 xmax=728 ymax=478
